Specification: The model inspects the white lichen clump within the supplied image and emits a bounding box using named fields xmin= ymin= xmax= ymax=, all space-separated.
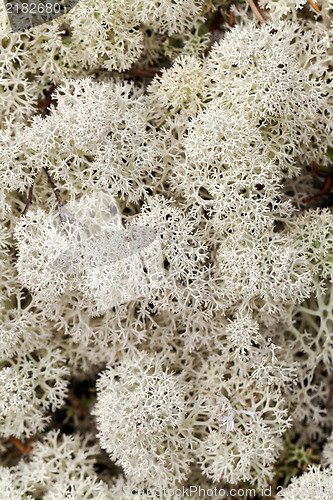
xmin=277 ymin=466 xmax=333 ymax=499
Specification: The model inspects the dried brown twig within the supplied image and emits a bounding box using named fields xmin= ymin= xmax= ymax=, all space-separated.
xmin=247 ymin=0 xmax=267 ymax=24
xmin=308 ymin=0 xmax=320 ymax=13
xmin=21 ymin=178 xmax=35 ymax=217
xmin=43 ymin=167 xmax=64 ymax=211
xmin=7 ymin=436 xmax=33 ymax=463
